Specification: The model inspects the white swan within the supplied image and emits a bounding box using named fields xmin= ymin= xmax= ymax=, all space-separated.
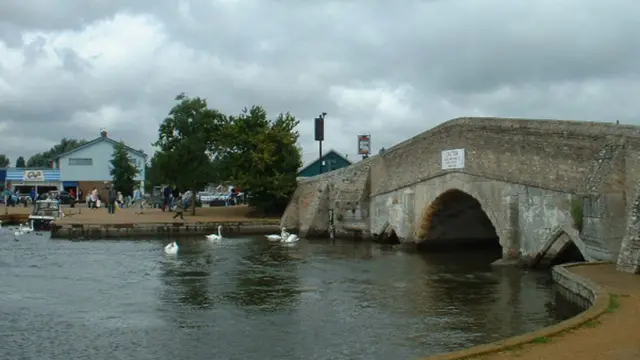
xmin=280 ymin=227 xmax=299 ymax=243
xmin=265 ymin=234 xmax=282 ymax=241
xmin=164 ymin=241 xmax=178 ymax=254
xmin=205 ymin=225 xmax=223 ymax=241
xmin=265 ymin=227 xmax=286 ymax=241
xmin=14 ymin=224 xmax=26 ymax=237
xmin=21 ymin=221 xmax=34 ymax=233
xmin=282 ymin=233 xmax=300 ymax=243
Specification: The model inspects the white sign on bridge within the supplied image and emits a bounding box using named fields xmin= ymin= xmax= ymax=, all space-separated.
xmin=441 ymin=149 xmax=465 ymax=170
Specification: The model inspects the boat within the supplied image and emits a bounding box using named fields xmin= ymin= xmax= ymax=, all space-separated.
xmin=29 ymin=199 xmax=64 ymax=230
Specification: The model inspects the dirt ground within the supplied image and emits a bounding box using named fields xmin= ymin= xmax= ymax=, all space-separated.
xmin=470 ymin=264 xmax=640 ymax=360
xmin=29 ymin=204 xmax=282 ymax=224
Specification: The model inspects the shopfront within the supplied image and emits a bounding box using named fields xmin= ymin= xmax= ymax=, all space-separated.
xmin=4 ymin=168 xmax=61 ymax=196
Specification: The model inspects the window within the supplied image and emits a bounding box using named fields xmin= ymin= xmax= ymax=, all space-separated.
xmin=68 ymin=158 xmax=93 ymax=166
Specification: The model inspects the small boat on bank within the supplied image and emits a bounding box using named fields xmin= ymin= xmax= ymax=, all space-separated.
xmin=29 ymin=199 xmax=64 ymax=231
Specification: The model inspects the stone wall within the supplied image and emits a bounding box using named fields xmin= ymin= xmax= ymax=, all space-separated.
xmin=280 ymin=158 xmax=373 ymax=238
xmin=370 ymin=117 xmax=637 ymax=197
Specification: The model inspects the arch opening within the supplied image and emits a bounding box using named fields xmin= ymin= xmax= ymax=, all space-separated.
xmin=416 ymin=189 xmax=501 ymax=257
xmin=534 ymin=231 xmax=586 ymax=268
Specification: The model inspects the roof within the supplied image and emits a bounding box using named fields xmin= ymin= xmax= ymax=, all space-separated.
xmin=51 ymin=136 xmax=147 ymax=161
xmin=297 ymin=149 xmax=352 ymax=174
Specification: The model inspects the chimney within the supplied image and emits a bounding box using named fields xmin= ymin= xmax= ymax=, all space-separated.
xmin=100 ymin=128 xmax=108 ymax=137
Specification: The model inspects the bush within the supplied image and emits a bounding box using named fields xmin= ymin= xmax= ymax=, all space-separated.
xmin=570 ymin=196 xmax=584 ymax=231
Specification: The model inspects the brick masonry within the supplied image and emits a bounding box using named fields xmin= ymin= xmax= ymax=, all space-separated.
xmin=281 ymin=117 xmax=640 ymax=273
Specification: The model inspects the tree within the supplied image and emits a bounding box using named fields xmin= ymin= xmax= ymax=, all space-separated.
xmin=144 ymin=153 xmax=167 ymax=193
xmin=215 ymin=106 xmax=302 ymax=215
xmin=15 ymin=156 xmax=25 ymax=168
xmin=27 ymin=138 xmax=88 ymax=167
xmin=153 ymin=93 xmax=222 ymax=215
xmin=110 ymin=142 xmax=139 ymax=196
xmin=0 ymin=155 xmax=9 ymax=167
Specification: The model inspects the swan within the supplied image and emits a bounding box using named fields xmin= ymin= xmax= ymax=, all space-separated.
xmin=164 ymin=241 xmax=178 ymax=254
xmin=282 ymin=233 xmax=299 ymax=243
xmin=21 ymin=221 xmax=34 ymax=233
xmin=280 ymin=227 xmax=299 ymax=243
xmin=205 ymin=225 xmax=223 ymax=241
xmin=265 ymin=234 xmax=282 ymax=241
xmin=265 ymin=227 xmax=287 ymax=241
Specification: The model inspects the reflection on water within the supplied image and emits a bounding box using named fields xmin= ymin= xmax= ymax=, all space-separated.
xmin=0 ymin=234 xmax=581 ymax=360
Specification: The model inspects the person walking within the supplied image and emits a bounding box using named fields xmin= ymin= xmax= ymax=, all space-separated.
xmin=107 ymin=184 xmax=117 ymax=215
xmin=172 ymin=195 xmax=184 ymax=220
xmin=131 ymin=186 xmax=145 ymax=214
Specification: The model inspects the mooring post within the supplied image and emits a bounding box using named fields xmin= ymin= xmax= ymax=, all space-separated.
xmin=328 ymin=208 xmax=335 ymax=241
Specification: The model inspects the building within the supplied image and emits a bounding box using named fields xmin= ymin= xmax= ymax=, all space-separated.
xmin=0 ymin=168 xmax=5 ymax=191
xmin=51 ymin=130 xmax=147 ymax=199
xmin=297 ymin=149 xmax=352 ymax=178
xmin=4 ymin=168 xmax=61 ymax=194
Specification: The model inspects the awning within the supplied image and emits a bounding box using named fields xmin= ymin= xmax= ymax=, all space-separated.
xmin=62 ymin=181 xmax=78 ymax=187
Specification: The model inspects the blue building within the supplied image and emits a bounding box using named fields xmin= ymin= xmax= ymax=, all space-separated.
xmin=4 ymin=168 xmax=61 ymax=194
xmin=0 ymin=168 xmax=6 ymax=190
xmin=297 ymin=149 xmax=352 ymax=177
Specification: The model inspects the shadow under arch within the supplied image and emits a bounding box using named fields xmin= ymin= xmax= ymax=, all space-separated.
xmin=415 ymin=188 xmax=501 ymax=255
xmin=530 ymin=225 xmax=588 ymax=268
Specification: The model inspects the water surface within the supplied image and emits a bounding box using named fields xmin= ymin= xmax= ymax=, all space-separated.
xmin=0 ymin=234 xmax=579 ymax=360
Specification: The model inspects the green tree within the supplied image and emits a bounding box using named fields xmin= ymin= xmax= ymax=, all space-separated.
xmin=153 ymin=93 xmax=222 ymax=215
xmin=15 ymin=156 xmax=25 ymax=168
xmin=110 ymin=142 xmax=139 ymax=196
xmin=27 ymin=138 xmax=88 ymax=167
xmin=0 ymin=155 xmax=9 ymax=167
xmin=215 ymin=106 xmax=302 ymax=215
xmin=144 ymin=153 xmax=167 ymax=193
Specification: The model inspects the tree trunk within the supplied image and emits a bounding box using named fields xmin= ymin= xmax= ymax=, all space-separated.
xmin=191 ymin=188 xmax=197 ymax=216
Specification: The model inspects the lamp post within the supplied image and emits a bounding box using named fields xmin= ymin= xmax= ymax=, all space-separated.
xmin=314 ymin=112 xmax=327 ymax=175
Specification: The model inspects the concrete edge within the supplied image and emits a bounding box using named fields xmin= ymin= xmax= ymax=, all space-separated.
xmin=418 ymin=261 xmax=611 ymax=360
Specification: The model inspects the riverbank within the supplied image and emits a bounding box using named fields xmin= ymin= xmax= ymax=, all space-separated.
xmin=50 ymin=205 xmax=282 ymax=239
xmin=423 ymin=263 xmax=640 ymax=360
xmin=0 ymin=206 xmax=30 ymax=224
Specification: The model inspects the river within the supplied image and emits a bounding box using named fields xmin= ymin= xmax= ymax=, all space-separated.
xmin=0 ymin=234 xmax=580 ymax=360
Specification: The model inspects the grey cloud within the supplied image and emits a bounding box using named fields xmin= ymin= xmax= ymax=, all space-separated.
xmin=3 ymin=0 xmax=640 ymax=165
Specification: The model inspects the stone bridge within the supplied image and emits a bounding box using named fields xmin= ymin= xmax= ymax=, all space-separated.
xmin=280 ymin=117 xmax=640 ymax=274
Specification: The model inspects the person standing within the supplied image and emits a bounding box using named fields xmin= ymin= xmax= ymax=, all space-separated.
xmin=107 ymin=184 xmax=117 ymax=215
xmin=172 ymin=195 xmax=184 ymax=220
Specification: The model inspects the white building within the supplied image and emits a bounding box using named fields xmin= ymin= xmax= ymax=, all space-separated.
xmin=51 ymin=130 xmax=147 ymax=199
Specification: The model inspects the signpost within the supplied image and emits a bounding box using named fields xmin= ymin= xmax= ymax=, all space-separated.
xmin=441 ymin=149 xmax=465 ymax=170
xmin=357 ymin=134 xmax=371 ymax=159
xmin=315 ymin=113 xmax=327 ymax=174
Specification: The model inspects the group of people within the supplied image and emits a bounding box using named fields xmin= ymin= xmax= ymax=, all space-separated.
xmin=161 ymin=185 xmax=189 ymax=220
xmin=87 ymin=183 xmax=146 ymax=214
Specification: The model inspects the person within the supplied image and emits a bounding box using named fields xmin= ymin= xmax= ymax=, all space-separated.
xmin=172 ymin=195 xmax=184 ymax=220
xmin=131 ymin=186 xmax=145 ymax=213
xmin=89 ymin=188 xmax=98 ymax=209
xmin=162 ymin=185 xmax=171 ymax=212
xmin=116 ymin=191 xmax=124 ymax=208
xmin=107 ymin=184 xmax=117 ymax=214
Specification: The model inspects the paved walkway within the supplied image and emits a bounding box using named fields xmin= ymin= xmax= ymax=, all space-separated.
xmin=54 ymin=204 xmax=279 ymax=224
xmin=471 ymin=264 xmax=640 ymax=360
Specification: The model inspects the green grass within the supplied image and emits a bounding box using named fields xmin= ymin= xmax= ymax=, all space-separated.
xmin=608 ymin=293 xmax=621 ymax=312
xmin=530 ymin=336 xmax=550 ymax=344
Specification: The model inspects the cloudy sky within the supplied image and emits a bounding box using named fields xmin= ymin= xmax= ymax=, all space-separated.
xmin=1 ymin=0 xmax=640 ymax=167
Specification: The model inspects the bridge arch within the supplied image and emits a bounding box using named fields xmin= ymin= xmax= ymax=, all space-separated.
xmin=531 ymin=225 xmax=589 ymax=268
xmin=415 ymin=188 xmax=502 ymax=253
